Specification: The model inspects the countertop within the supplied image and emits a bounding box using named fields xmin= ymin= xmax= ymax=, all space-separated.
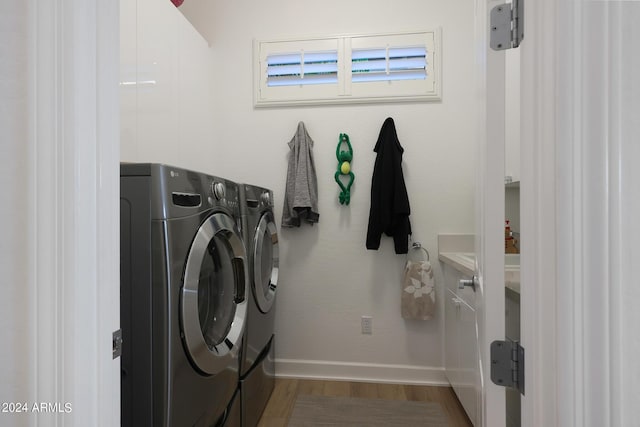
xmin=438 ymin=252 xmax=475 ymax=277
xmin=439 ymin=252 xmax=521 ymax=295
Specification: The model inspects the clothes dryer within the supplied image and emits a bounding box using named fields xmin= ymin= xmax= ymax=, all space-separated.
xmin=120 ymin=163 xmax=247 ymax=427
xmin=238 ymin=184 xmax=279 ymax=427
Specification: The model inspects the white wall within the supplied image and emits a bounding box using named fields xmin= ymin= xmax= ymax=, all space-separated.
xmin=204 ymin=0 xmax=476 ymax=383
xmin=128 ymin=0 xmax=477 ymax=383
xmin=175 ymin=0 xmax=216 ymax=45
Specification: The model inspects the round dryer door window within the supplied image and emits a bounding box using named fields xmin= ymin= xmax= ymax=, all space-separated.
xmin=253 ymin=211 xmax=279 ymax=313
xmin=181 ymin=213 xmax=247 ymax=376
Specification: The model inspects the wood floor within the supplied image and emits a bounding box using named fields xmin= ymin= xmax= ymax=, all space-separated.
xmin=257 ymin=378 xmax=473 ymax=427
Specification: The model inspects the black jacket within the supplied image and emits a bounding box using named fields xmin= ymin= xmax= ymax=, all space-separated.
xmin=366 ymin=117 xmax=412 ymax=254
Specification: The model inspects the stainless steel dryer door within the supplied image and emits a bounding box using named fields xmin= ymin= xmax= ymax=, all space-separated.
xmin=252 ymin=211 xmax=279 ymax=313
xmin=181 ymin=212 xmax=247 ymax=376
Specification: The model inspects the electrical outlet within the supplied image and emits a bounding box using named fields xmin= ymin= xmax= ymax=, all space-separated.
xmin=361 ymin=316 xmax=372 ymax=335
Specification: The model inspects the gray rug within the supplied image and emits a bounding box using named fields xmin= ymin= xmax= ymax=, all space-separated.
xmin=288 ymin=394 xmax=448 ymax=426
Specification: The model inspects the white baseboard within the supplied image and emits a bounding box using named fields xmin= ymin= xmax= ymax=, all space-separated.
xmin=275 ymin=358 xmax=448 ymax=386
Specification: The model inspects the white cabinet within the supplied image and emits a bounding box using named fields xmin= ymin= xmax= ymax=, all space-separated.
xmin=505 ymin=287 xmax=521 ymax=427
xmin=134 ymin=0 xmax=180 ymax=161
xmin=119 ymin=0 xmax=138 ymax=160
xmin=443 ymin=263 xmax=479 ymax=426
xmin=444 ymin=289 xmax=460 ymax=386
xmin=120 ymin=0 xmax=214 ymax=167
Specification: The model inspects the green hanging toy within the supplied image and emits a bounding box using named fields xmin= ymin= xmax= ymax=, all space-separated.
xmin=334 ymin=133 xmax=355 ymax=205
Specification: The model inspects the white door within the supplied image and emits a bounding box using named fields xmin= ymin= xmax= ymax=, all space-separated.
xmin=473 ymin=0 xmax=521 ymax=426
xmin=1 ymin=2 xmax=121 ymax=425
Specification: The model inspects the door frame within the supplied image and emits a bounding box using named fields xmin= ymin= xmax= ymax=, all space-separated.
xmin=13 ymin=0 xmax=632 ymax=424
xmin=478 ymin=0 xmax=582 ymax=425
xmin=521 ymin=1 xmax=640 ymax=426
xmin=519 ymin=0 xmax=558 ymax=425
xmin=474 ymin=0 xmax=507 ymax=424
xmin=2 ymin=0 xmax=121 ymax=424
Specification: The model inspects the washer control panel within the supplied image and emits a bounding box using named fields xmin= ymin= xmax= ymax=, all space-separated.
xmin=260 ymin=191 xmax=271 ymax=207
xmin=212 ymin=182 xmax=226 ymax=200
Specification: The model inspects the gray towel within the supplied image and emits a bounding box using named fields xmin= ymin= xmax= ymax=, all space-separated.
xmin=282 ymin=121 xmax=319 ymax=227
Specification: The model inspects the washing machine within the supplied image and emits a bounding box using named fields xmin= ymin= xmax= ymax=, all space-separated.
xmin=238 ymin=184 xmax=279 ymax=427
xmin=120 ymin=163 xmax=247 ymax=427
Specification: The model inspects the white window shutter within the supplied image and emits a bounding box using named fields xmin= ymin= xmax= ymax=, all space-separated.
xmin=352 ymin=46 xmax=427 ymax=83
xmin=266 ymin=50 xmax=338 ymax=87
xmin=254 ymin=29 xmax=441 ymax=107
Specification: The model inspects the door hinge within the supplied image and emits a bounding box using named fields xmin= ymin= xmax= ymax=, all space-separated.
xmin=490 ymin=339 xmax=525 ymax=395
xmin=112 ymin=329 xmax=123 ymax=359
xmin=490 ymin=0 xmax=524 ymax=51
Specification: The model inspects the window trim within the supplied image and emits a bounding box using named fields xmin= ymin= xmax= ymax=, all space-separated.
xmin=253 ymin=29 xmax=442 ymax=108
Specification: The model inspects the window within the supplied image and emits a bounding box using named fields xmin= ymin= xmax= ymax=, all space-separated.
xmin=351 ymin=46 xmax=427 ymax=83
xmin=254 ymin=30 xmax=441 ymax=107
xmin=255 ymin=38 xmax=344 ymax=105
xmin=267 ymin=51 xmax=338 ymax=87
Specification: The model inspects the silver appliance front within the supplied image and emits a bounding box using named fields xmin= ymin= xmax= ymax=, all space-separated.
xmin=239 ymin=184 xmax=278 ymax=427
xmin=121 ymin=163 xmax=246 ymax=427
xmin=252 ymin=210 xmax=279 ymax=314
xmin=181 ymin=212 xmax=247 ymax=375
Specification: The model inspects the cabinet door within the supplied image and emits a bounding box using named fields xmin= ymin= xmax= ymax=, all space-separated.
xmin=136 ymin=0 xmax=179 ymax=159
xmin=458 ymin=298 xmax=479 ymax=425
xmin=176 ymin=12 xmax=214 ymax=163
xmin=445 ymin=289 xmax=460 ymax=387
xmin=126 ymin=0 xmax=214 ymax=167
xmin=120 ymin=0 xmax=137 ymax=161
xmin=443 ymin=264 xmax=477 ymax=310
xmin=443 ymin=264 xmax=479 ymax=426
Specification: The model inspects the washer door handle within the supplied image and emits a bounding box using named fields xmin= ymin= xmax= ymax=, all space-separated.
xmin=233 ymin=257 xmax=246 ymax=303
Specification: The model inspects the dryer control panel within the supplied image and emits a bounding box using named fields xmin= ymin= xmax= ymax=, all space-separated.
xmin=212 ymin=182 xmax=226 ymax=200
xmin=260 ymin=191 xmax=272 ymax=207
xmin=120 ymin=163 xmax=241 ymax=220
